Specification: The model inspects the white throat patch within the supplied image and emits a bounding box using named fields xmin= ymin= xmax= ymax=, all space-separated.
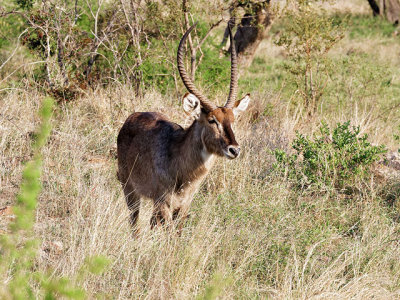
xmin=201 ymin=148 xmax=215 ymax=170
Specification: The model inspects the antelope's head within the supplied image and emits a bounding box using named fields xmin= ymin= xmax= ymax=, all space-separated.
xmin=177 ymin=23 xmax=251 ymax=159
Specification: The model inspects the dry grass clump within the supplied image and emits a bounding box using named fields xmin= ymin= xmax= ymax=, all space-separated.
xmin=321 ymin=0 xmax=371 ymax=15
xmin=1 ymin=80 xmax=400 ymax=298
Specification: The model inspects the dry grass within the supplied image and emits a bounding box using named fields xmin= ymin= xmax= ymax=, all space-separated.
xmin=321 ymin=0 xmax=371 ymax=15
xmin=1 ymin=81 xmax=400 ymax=298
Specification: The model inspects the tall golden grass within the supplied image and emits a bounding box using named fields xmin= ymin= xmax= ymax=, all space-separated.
xmin=1 ymin=82 xmax=399 ymax=298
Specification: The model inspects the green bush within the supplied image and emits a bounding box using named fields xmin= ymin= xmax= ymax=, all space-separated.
xmin=274 ymin=121 xmax=386 ymax=191
xmin=275 ymin=2 xmax=344 ymax=115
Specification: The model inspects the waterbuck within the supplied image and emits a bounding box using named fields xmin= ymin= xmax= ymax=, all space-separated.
xmin=117 ymin=23 xmax=250 ymax=230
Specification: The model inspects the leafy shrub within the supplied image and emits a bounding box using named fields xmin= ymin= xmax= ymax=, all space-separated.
xmin=274 ymin=121 xmax=386 ymax=191
xmin=276 ymin=2 xmax=344 ymax=115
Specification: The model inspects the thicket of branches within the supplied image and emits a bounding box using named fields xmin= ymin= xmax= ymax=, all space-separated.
xmin=0 ymin=0 xmax=282 ymax=100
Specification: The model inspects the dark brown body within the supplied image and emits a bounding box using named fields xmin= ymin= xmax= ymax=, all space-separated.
xmin=117 ymin=111 xmax=214 ymax=227
xmin=117 ymin=22 xmax=250 ymax=230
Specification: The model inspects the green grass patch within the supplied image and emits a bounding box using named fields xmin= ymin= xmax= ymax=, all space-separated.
xmin=344 ymin=14 xmax=398 ymax=39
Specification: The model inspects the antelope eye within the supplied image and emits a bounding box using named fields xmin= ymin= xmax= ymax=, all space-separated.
xmin=208 ymin=119 xmax=217 ymax=125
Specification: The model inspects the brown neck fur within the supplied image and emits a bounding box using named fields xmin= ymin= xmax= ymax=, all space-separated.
xmin=170 ymin=120 xmax=211 ymax=187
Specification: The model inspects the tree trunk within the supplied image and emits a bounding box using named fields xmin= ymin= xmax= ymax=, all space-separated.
xmin=221 ymin=1 xmax=273 ymax=67
xmin=234 ymin=8 xmax=272 ymax=67
xmin=367 ymin=0 xmax=400 ymax=24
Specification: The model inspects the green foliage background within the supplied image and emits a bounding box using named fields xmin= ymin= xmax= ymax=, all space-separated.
xmin=274 ymin=122 xmax=386 ymax=190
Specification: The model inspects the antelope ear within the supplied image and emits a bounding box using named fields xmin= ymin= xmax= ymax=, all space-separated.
xmin=233 ymin=94 xmax=251 ymax=116
xmin=183 ymin=93 xmax=201 ymax=119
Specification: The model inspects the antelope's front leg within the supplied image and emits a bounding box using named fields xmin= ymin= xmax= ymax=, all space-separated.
xmin=172 ymin=196 xmax=192 ymax=234
xmin=150 ymin=196 xmax=173 ymax=229
xmin=172 ymin=208 xmax=191 ymax=235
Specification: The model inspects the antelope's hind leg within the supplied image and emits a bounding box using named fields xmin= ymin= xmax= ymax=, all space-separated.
xmin=123 ymin=184 xmax=141 ymax=229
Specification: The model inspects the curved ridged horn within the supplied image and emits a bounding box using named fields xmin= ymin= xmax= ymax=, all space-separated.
xmin=224 ymin=23 xmax=238 ymax=108
xmin=177 ymin=22 xmax=217 ymax=112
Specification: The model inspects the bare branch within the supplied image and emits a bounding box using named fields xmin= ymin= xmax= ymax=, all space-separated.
xmin=0 ymin=8 xmax=19 ymax=18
